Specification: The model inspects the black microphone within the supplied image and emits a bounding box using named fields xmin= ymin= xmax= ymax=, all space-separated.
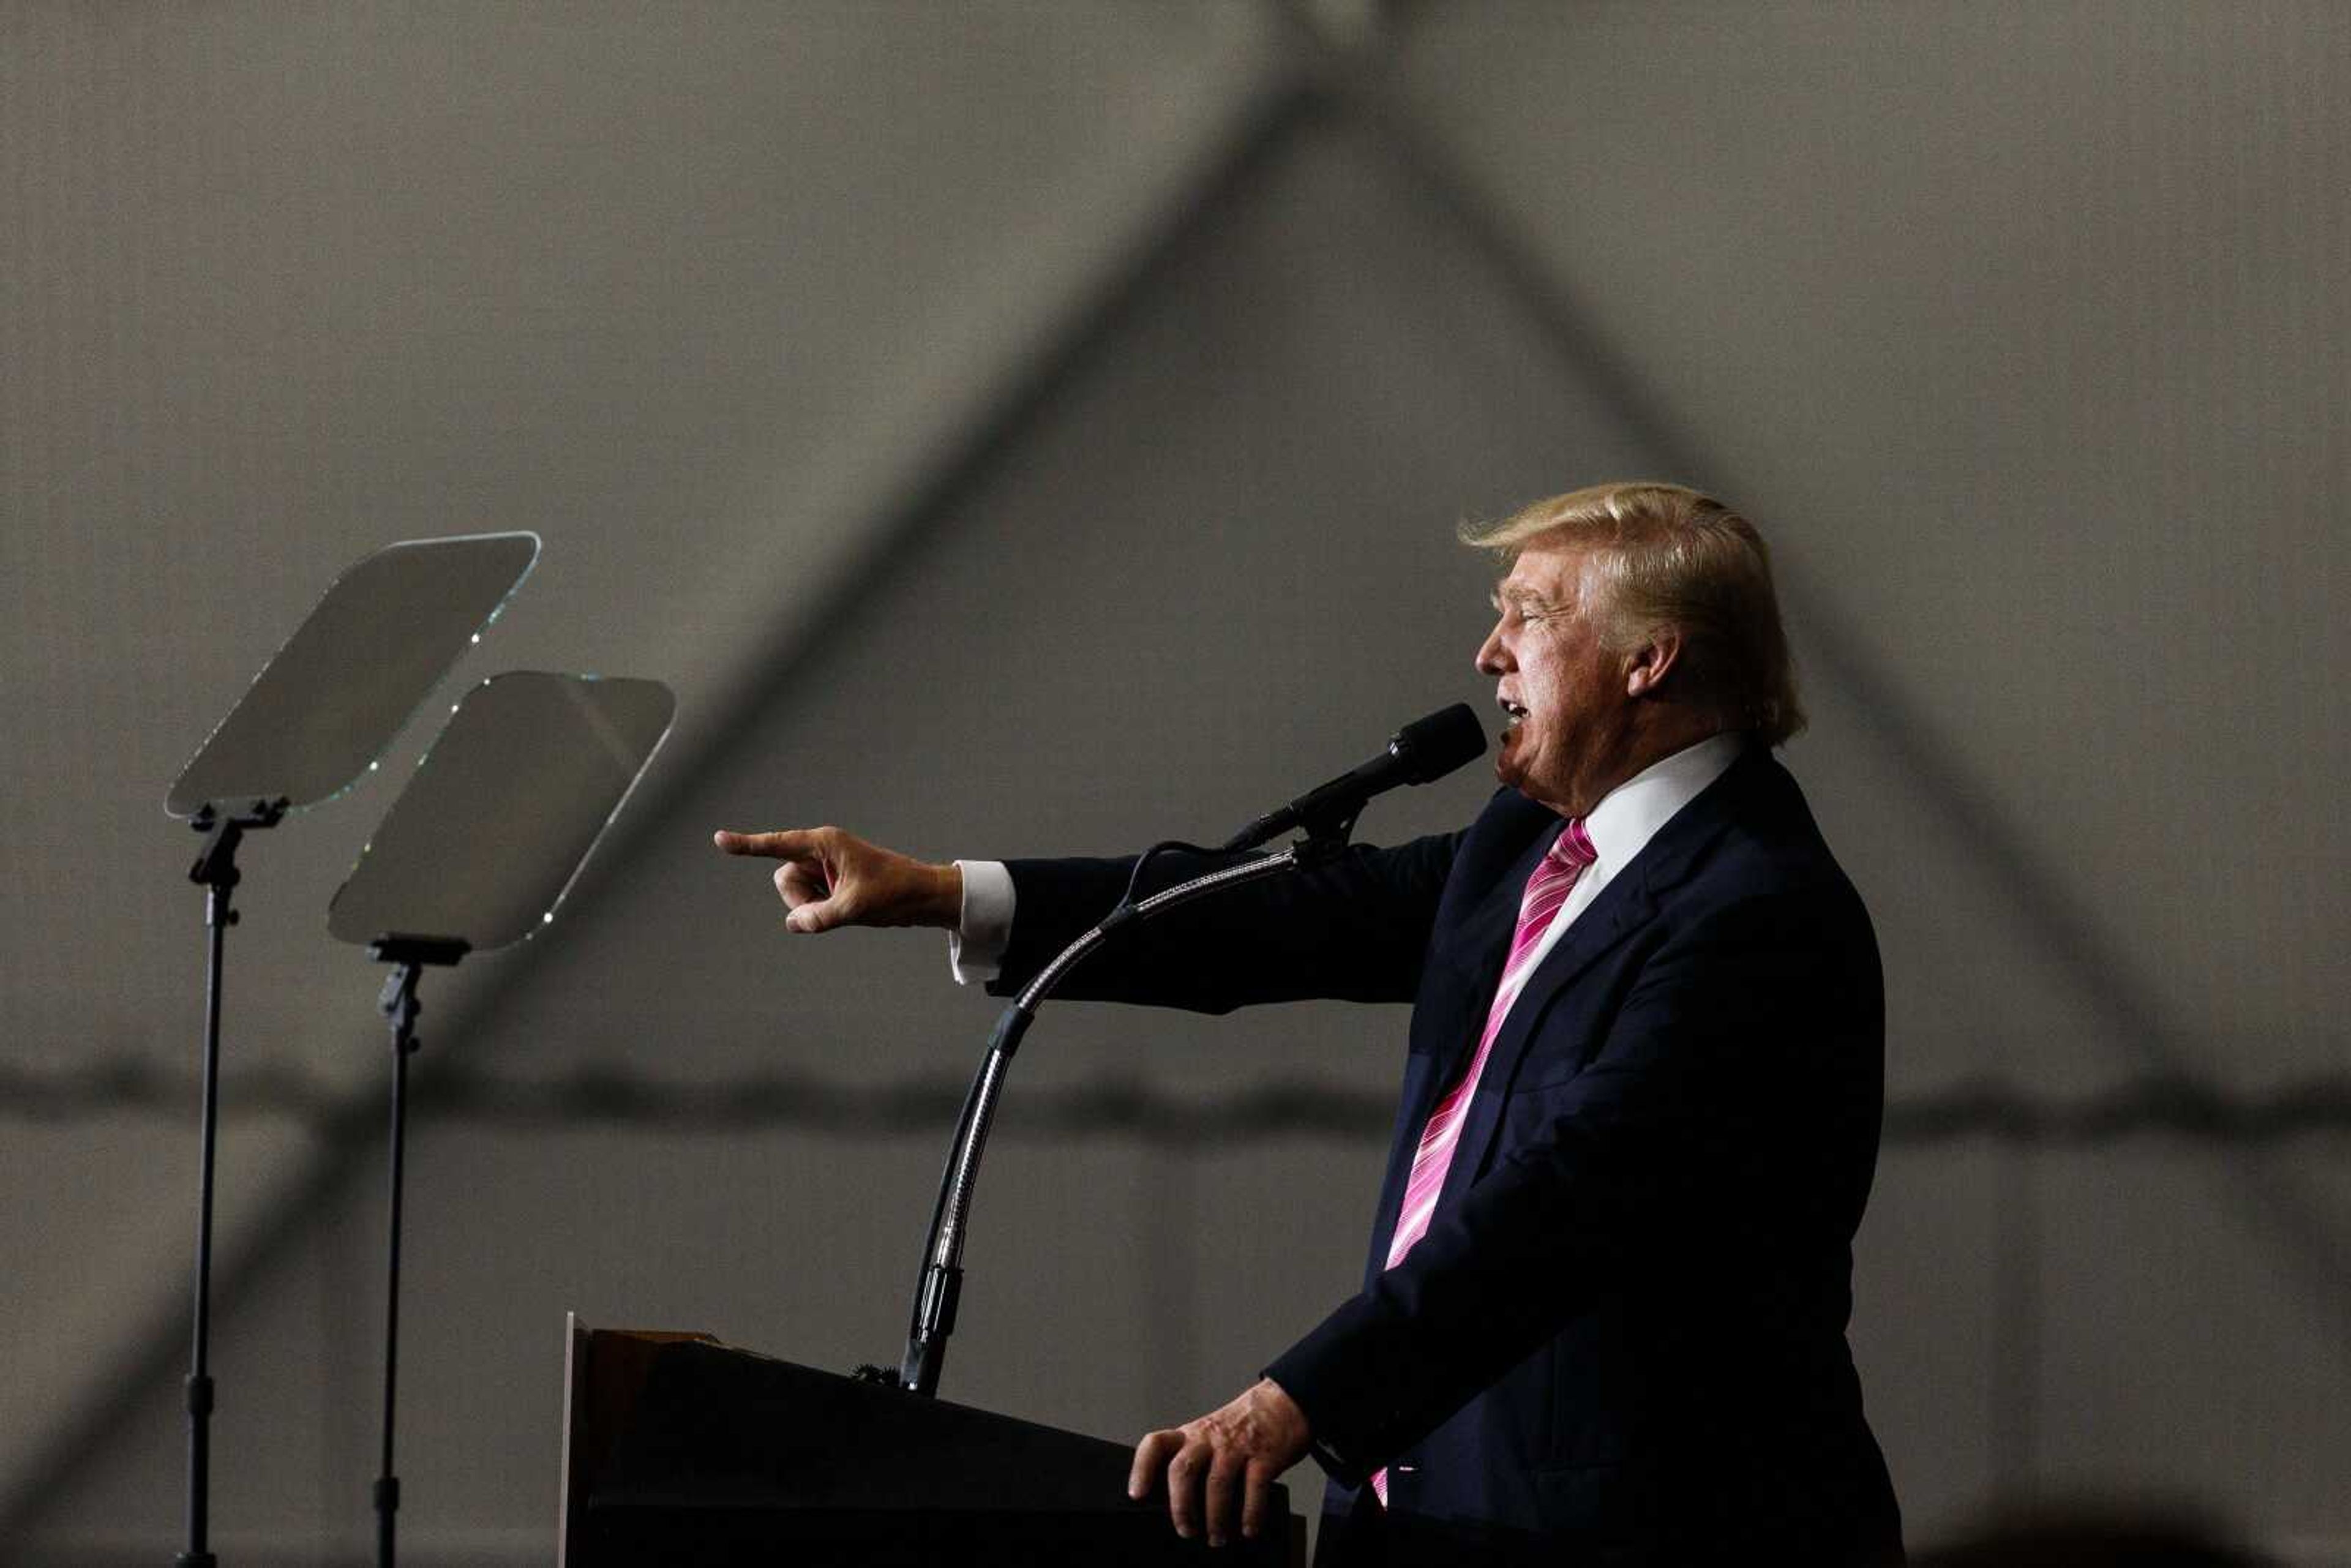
xmin=1221 ymin=703 xmax=1488 ymax=852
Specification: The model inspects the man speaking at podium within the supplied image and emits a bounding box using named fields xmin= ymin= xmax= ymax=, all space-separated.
xmin=717 ymin=483 xmax=1902 ymax=1565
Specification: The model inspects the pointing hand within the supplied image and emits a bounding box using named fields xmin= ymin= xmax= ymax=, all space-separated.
xmin=712 ymin=826 xmax=962 ymax=934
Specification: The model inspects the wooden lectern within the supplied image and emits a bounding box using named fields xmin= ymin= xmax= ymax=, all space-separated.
xmin=560 ymin=1315 xmax=1305 ymax=1566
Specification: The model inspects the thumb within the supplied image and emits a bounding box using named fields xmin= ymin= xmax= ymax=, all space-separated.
xmin=785 ymin=898 xmax=843 ymax=934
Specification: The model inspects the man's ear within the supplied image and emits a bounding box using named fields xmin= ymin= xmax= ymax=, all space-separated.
xmin=1624 ymin=628 xmax=1683 ymax=699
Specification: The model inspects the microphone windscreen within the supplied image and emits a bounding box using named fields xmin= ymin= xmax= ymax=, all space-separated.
xmin=1392 ymin=703 xmax=1487 ymax=784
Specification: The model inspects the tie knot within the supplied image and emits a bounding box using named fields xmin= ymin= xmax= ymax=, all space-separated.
xmin=1550 ymin=817 xmax=1596 ymax=869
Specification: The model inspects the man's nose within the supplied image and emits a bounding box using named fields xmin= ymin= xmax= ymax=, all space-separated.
xmin=1474 ymin=625 xmax=1508 ymax=675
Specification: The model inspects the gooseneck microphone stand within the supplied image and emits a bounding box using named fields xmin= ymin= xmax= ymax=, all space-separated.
xmin=898 ymin=820 xmax=1360 ymax=1398
xmin=178 ymin=797 xmax=287 ymax=1568
xmin=888 ymin=702 xmax=1482 ymax=1397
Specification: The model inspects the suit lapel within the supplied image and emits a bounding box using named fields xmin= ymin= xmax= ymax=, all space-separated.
xmin=1438 ymin=866 xmax=1657 ymax=1204
xmin=1435 ymin=748 xmax=1763 ymax=1201
xmin=1431 ymin=828 xmax=1550 ymax=1087
xmin=1364 ymin=812 xmax=1556 ymax=1282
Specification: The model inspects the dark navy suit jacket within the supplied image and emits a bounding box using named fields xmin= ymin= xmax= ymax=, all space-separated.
xmin=991 ymin=746 xmax=1902 ymax=1564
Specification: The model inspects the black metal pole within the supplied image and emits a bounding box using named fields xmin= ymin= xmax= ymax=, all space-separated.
xmin=374 ymin=961 xmax=422 ymax=1568
xmin=899 ymin=845 xmax=1307 ymax=1397
xmin=177 ymin=798 xmax=280 ymax=1568
xmin=178 ymin=878 xmax=230 ymax=1568
xmin=360 ymin=937 xmax=461 ymax=1568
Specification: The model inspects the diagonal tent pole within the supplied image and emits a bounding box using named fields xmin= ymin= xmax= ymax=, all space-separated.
xmin=0 ymin=56 xmax=1338 ymax=1551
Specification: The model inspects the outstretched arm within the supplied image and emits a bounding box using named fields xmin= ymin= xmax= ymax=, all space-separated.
xmin=986 ymin=832 xmax=1463 ymax=1013
xmin=714 ymin=822 xmax=1466 ymax=1012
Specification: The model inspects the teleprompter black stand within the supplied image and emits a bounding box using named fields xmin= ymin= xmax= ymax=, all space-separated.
xmin=162 ymin=531 xmax=538 ymax=1567
xmin=175 ymin=796 xmax=285 ymax=1568
xmin=362 ymin=934 xmax=468 ymax=1568
xmin=328 ymin=670 xmax=675 ymax=1568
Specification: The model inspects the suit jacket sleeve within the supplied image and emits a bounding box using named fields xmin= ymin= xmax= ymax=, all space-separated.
xmin=1264 ymin=879 xmax=1884 ymax=1484
xmin=985 ymin=831 xmax=1463 ymax=1012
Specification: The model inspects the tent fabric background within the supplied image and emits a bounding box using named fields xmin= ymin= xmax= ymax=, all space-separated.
xmin=3 ymin=4 xmax=2345 ymax=1561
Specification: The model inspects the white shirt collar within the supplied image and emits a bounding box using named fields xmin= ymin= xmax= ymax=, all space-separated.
xmin=1578 ymin=731 xmax=1746 ymax=880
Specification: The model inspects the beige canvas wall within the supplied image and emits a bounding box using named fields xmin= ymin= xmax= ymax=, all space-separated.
xmin=4 ymin=4 xmax=2345 ymax=1561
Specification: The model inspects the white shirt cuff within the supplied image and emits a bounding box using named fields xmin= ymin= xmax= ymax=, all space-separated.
xmin=947 ymin=859 xmax=1015 ymax=985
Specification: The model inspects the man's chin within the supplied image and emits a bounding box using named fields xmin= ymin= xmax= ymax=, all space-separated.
xmin=1496 ymin=745 xmax=1571 ymax=814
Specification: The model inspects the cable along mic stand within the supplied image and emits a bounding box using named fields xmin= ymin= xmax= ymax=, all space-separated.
xmin=890 ymin=792 xmax=1370 ymax=1399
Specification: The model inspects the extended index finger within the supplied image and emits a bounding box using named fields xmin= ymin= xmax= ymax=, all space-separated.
xmin=713 ymin=828 xmax=817 ymax=860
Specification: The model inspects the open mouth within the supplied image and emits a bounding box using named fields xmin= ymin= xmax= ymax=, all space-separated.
xmin=1499 ymin=697 xmax=1528 ymax=732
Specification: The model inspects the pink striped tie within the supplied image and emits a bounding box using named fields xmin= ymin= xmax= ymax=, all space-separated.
xmin=1370 ymin=817 xmax=1595 ymax=1506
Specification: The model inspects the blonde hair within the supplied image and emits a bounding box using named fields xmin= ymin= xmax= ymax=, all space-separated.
xmin=1461 ymin=482 xmax=1806 ymax=745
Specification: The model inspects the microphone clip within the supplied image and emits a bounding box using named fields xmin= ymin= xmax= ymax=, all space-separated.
xmin=1289 ymin=800 xmax=1364 ymax=863
xmin=1217 ymin=776 xmax=1365 ymax=856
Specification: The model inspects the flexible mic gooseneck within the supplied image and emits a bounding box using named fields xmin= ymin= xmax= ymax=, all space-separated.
xmin=894 ymin=703 xmax=1487 ymax=1398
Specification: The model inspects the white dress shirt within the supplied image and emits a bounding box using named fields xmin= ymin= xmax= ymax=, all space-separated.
xmin=947 ymin=732 xmax=1745 ymax=997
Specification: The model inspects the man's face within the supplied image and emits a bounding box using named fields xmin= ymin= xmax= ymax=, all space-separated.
xmin=1474 ymin=544 xmax=1635 ymax=819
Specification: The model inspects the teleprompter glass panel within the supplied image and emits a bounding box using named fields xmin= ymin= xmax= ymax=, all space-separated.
xmin=326 ymin=671 xmax=675 ymax=953
xmin=166 ymin=531 xmax=541 ymax=817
